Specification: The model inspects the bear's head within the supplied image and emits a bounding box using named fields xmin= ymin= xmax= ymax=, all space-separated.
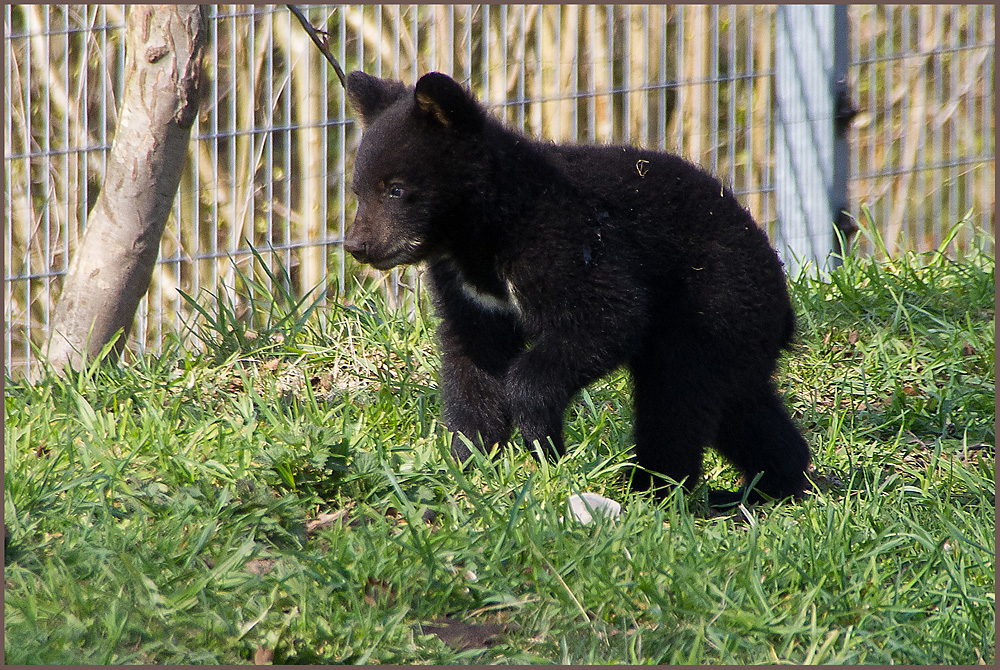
xmin=344 ymin=71 xmax=487 ymax=270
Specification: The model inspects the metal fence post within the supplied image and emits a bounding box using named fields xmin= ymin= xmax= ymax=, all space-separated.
xmin=774 ymin=4 xmax=849 ymax=277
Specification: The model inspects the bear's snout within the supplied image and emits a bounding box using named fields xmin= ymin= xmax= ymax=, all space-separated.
xmin=343 ymin=220 xmax=415 ymax=270
xmin=342 ymin=234 xmax=367 ymax=261
xmin=344 ymin=214 xmax=378 ymax=264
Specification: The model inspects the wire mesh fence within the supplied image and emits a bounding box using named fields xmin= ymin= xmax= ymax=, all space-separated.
xmin=4 ymin=4 xmax=995 ymax=379
xmin=850 ymin=4 xmax=994 ymax=256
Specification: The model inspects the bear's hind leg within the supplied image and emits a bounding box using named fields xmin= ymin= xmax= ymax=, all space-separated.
xmin=629 ymin=357 xmax=722 ymax=495
xmin=713 ymin=384 xmax=811 ymax=503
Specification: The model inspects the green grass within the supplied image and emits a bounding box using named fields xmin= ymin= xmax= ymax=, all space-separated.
xmin=4 ymin=222 xmax=994 ymax=664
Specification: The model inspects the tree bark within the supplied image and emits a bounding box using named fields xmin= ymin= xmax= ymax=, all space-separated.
xmin=44 ymin=5 xmax=207 ymax=375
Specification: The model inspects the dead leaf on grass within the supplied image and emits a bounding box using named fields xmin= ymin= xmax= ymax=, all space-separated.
xmin=419 ymin=617 xmax=516 ymax=651
xmin=310 ymin=373 xmax=333 ymax=392
xmin=364 ymin=577 xmax=396 ymax=606
xmin=245 ymin=558 xmax=277 ymax=575
xmin=305 ymin=507 xmax=352 ymax=536
xmin=254 ymin=646 xmax=273 ymax=664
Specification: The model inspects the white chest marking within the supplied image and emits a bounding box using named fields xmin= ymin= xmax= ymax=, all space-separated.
xmin=444 ymin=257 xmax=520 ymax=317
xmin=457 ymin=279 xmax=511 ymax=312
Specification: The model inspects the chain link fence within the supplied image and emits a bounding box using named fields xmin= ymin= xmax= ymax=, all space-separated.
xmin=5 ymin=4 xmax=995 ymax=379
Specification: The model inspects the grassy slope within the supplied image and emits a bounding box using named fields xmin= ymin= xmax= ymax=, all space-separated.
xmin=4 ymin=227 xmax=995 ymax=664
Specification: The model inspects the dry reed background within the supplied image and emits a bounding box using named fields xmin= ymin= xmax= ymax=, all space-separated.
xmin=4 ymin=4 xmax=995 ymax=379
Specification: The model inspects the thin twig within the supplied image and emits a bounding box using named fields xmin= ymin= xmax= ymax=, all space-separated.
xmin=285 ymin=4 xmax=346 ymax=88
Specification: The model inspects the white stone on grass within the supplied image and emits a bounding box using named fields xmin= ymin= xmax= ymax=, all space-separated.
xmin=567 ymin=493 xmax=622 ymax=525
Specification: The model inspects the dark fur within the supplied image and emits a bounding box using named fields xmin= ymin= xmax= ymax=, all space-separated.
xmin=344 ymin=71 xmax=811 ymax=502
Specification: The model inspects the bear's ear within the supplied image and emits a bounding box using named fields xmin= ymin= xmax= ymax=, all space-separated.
xmin=347 ymin=71 xmax=407 ymax=126
xmin=413 ymin=72 xmax=483 ymax=131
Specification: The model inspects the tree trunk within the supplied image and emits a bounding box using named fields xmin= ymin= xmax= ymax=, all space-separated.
xmin=44 ymin=5 xmax=207 ymax=375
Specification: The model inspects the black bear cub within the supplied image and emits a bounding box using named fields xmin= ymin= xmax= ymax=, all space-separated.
xmin=344 ymin=71 xmax=811 ymax=504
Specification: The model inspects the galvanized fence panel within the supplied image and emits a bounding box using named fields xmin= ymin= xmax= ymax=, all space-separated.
xmin=848 ymin=4 xmax=995 ymax=256
xmin=5 ymin=4 xmax=995 ymax=379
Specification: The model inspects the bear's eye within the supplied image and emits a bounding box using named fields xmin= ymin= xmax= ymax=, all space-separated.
xmin=387 ymin=184 xmax=404 ymax=199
